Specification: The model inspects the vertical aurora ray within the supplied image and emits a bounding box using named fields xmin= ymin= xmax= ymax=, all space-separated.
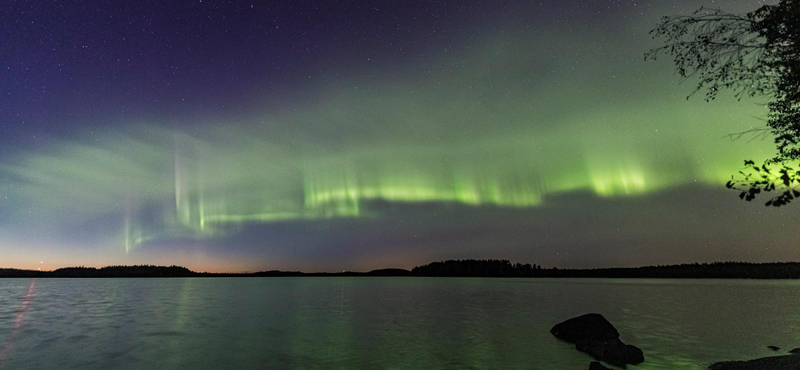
xmin=174 ymin=136 xmax=192 ymax=231
xmin=124 ymin=209 xmax=131 ymax=255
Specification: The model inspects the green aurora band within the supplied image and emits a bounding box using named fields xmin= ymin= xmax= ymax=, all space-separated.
xmin=0 ymin=15 xmax=778 ymax=259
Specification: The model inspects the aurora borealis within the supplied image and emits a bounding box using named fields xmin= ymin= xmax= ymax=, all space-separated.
xmin=1 ymin=0 xmax=796 ymax=272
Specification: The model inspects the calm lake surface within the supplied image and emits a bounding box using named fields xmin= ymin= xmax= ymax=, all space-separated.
xmin=0 ymin=277 xmax=798 ymax=369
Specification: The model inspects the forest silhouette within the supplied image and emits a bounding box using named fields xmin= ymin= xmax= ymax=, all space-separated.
xmin=4 ymin=260 xmax=800 ymax=279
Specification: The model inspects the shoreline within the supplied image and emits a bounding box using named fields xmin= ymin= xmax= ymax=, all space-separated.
xmin=5 ymin=260 xmax=800 ymax=279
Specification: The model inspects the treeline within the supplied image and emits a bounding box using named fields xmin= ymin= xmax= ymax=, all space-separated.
xmin=4 ymin=260 xmax=800 ymax=279
xmin=0 ymin=265 xmax=198 ymax=278
xmin=554 ymin=262 xmax=800 ymax=279
xmin=412 ymin=260 xmax=800 ymax=279
xmin=411 ymin=259 xmax=543 ymax=277
xmin=54 ymin=265 xmax=198 ymax=277
xmin=0 ymin=266 xmax=413 ymax=278
xmin=249 ymin=268 xmax=412 ymax=277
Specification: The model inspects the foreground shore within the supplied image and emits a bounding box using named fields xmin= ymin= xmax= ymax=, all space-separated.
xmin=710 ymin=351 xmax=800 ymax=370
xmin=550 ymin=313 xmax=800 ymax=370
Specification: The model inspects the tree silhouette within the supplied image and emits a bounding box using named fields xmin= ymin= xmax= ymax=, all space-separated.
xmin=647 ymin=1 xmax=800 ymax=206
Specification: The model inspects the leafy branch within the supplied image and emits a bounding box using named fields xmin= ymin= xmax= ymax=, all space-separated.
xmin=727 ymin=160 xmax=800 ymax=206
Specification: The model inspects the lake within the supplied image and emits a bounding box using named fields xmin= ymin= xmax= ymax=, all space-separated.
xmin=0 ymin=277 xmax=798 ymax=369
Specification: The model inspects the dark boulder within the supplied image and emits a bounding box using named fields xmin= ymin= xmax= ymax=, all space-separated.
xmin=599 ymin=343 xmax=644 ymax=366
xmin=552 ymin=313 xmax=620 ymax=343
xmin=768 ymin=345 xmax=781 ymax=351
xmin=589 ymin=361 xmax=613 ymax=370
xmin=551 ymin=313 xmax=644 ymax=367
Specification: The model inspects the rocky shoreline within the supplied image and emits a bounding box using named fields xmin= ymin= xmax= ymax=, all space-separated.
xmin=709 ymin=350 xmax=800 ymax=370
xmin=552 ymin=313 xmax=800 ymax=369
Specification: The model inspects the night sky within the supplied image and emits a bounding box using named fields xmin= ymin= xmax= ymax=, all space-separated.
xmin=1 ymin=0 xmax=793 ymax=272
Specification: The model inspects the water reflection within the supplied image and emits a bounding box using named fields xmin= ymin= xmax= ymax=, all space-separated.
xmin=0 ymin=279 xmax=37 ymax=369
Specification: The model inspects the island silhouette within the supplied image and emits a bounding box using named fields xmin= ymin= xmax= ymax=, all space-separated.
xmin=4 ymin=260 xmax=800 ymax=278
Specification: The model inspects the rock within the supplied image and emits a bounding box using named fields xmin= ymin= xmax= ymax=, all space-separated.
xmin=709 ymin=354 xmax=800 ymax=370
xmin=551 ymin=313 xmax=620 ymax=343
xmin=768 ymin=345 xmax=781 ymax=351
xmin=589 ymin=361 xmax=612 ymax=370
xmin=551 ymin=313 xmax=644 ymax=367
xmin=789 ymin=348 xmax=800 ymax=354
xmin=600 ymin=343 xmax=644 ymax=366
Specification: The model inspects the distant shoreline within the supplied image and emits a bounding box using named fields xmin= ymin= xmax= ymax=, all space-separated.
xmin=4 ymin=260 xmax=800 ymax=279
